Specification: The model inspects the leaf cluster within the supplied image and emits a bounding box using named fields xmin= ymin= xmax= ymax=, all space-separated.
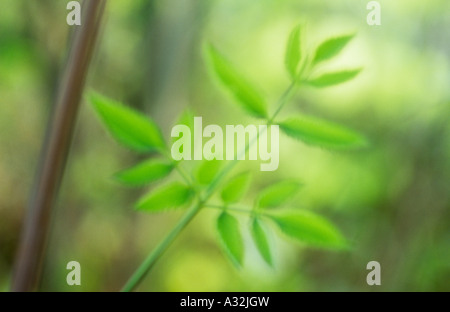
xmin=88 ymin=25 xmax=366 ymax=268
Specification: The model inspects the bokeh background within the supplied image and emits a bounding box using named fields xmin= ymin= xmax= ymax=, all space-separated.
xmin=1 ymin=0 xmax=449 ymax=291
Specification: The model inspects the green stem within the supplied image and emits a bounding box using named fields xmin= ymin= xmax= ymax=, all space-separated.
xmin=174 ymin=162 xmax=194 ymax=186
xmin=121 ymin=201 xmax=202 ymax=292
xmin=268 ymin=82 xmax=297 ymax=124
xmin=205 ymin=204 xmax=253 ymax=215
xmin=163 ymin=148 xmax=194 ymax=187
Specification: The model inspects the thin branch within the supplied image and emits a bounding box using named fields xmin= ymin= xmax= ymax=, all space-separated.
xmin=205 ymin=204 xmax=254 ymax=215
xmin=121 ymin=200 xmax=203 ymax=292
xmin=11 ymin=0 xmax=106 ymax=292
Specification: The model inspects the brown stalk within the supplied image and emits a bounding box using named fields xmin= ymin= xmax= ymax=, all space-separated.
xmin=11 ymin=0 xmax=106 ymax=292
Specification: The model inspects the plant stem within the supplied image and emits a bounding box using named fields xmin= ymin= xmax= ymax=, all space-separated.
xmin=205 ymin=204 xmax=253 ymax=215
xmin=121 ymin=200 xmax=203 ymax=292
xmin=174 ymin=162 xmax=194 ymax=186
xmin=11 ymin=0 xmax=106 ymax=292
xmin=268 ymin=82 xmax=297 ymax=124
xmin=122 ymin=82 xmax=298 ymax=291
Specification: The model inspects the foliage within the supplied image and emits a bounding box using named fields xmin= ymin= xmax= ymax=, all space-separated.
xmin=89 ymin=25 xmax=367 ymax=289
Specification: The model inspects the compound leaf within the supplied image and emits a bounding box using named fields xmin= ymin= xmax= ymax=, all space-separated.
xmin=268 ymin=210 xmax=348 ymax=249
xmin=221 ymin=172 xmax=252 ymax=204
xmin=313 ymin=34 xmax=354 ymax=64
xmin=217 ymin=212 xmax=244 ymax=266
xmin=285 ymin=24 xmax=302 ymax=79
xmin=257 ymin=180 xmax=302 ymax=209
xmin=308 ymin=69 xmax=361 ymax=87
xmin=136 ymin=181 xmax=193 ymax=212
xmin=89 ymin=92 xmax=165 ymax=153
xmin=279 ymin=114 xmax=368 ymax=149
xmin=204 ymin=43 xmax=268 ymax=118
xmin=115 ymin=159 xmax=174 ymax=186
xmin=250 ymin=218 xmax=273 ymax=266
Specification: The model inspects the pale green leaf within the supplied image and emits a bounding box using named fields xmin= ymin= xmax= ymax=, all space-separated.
xmin=268 ymin=210 xmax=348 ymax=249
xmin=217 ymin=212 xmax=244 ymax=266
xmin=136 ymin=182 xmax=193 ymax=211
xmin=250 ymin=218 xmax=272 ymax=266
xmin=285 ymin=24 xmax=302 ymax=79
xmin=114 ymin=159 xmax=174 ymax=186
xmin=196 ymin=159 xmax=222 ymax=185
xmin=89 ymin=92 xmax=165 ymax=152
xmin=279 ymin=114 xmax=368 ymax=149
xmin=313 ymin=34 xmax=354 ymax=64
xmin=257 ymin=180 xmax=302 ymax=209
xmin=221 ymin=172 xmax=252 ymax=204
xmin=308 ymin=69 xmax=361 ymax=87
xmin=204 ymin=43 xmax=268 ymax=118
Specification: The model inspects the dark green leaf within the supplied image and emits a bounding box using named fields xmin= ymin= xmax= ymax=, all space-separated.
xmin=313 ymin=34 xmax=354 ymax=64
xmin=89 ymin=92 xmax=165 ymax=152
xmin=250 ymin=218 xmax=272 ymax=266
xmin=258 ymin=180 xmax=302 ymax=209
xmin=308 ymin=69 xmax=361 ymax=87
xmin=114 ymin=159 xmax=174 ymax=186
xmin=204 ymin=43 xmax=268 ymax=118
xmin=221 ymin=172 xmax=252 ymax=204
xmin=279 ymin=114 xmax=368 ymax=149
xmin=268 ymin=210 xmax=348 ymax=249
xmin=285 ymin=25 xmax=302 ymax=79
xmin=196 ymin=159 xmax=222 ymax=185
xmin=136 ymin=181 xmax=193 ymax=212
xmin=217 ymin=212 xmax=244 ymax=266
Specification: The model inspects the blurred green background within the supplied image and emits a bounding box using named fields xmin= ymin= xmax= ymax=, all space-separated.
xmin=1 ymin=0 xmax=449 ymax=291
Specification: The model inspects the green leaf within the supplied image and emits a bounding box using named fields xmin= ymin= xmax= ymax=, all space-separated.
xmin=172 ymin=109 xmax=195 ymax=143
xmin=196 ymin=159 xmax=222 ymax=185
xmin=204 ymin=43 xmax=268 ymax=119
xmin=308 ymin=69 xmax=361 ymax=87
xmin=257 ymin=180 xmax=302 ymax=209
xmin=221 ymin=172 xmax=252 ymax=204
xmin=136 ymin=181 xmax=193 ymax=212
xmin=217 ymin=212 xmax=244 ymax=266
xmin=279 ymin=114 xmax=368 ymax=149
xmin=171 ymin=109 xmax=195 ymax=157
xmin=268 ymin=210 xmax=348 ymax=249
xmin=114 ymin=159 xmax=174 ymax=186
xmin=313 ymin=34 xmax=354 ymax=64
xmin=285 ymin=24 xmax=302 ymax=79
xmin=89 ymin=92 xmax=165 ymax=152
xmin=250 ymin=218 xmax=272 ymax=266
xmin=175 ymin=109 xmax=195 ymax=128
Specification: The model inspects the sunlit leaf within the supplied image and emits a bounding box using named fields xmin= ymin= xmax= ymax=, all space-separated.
xmin=221 ymin=172 xmax=252 ymax=204
xmin=257 ymin=180 xmax=302 ymax=209
xmin=204 ymin=43 xmax=268 ymax=118
xmin=285 ymin=24 xmax=302 ymax=79
xmin=136 ymin=182 xmax=193 ymax=211
xmin=196 ymin=159 xmax=222 ymax=185
xmin=313 ymin=34 xmax=354 ymax=64
xmin=279 ymin=114 xmax=368 ymax=149
xmin=250 ymin=218 xmax=272 ymax=266
xmin=308 ymin=69 xmax=361 ymax=87
xmin=172 ymin=109 xmax=195 ymax=143
xmin=114 ymin=159 xmax=174 ymax=186
xmin=89 ymin=92 xmax=165 ymax=152
xmin=217 ymin=212 xmax=244 ymax=266
xmin=268 ymin=210 xmax=348 ymax=249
